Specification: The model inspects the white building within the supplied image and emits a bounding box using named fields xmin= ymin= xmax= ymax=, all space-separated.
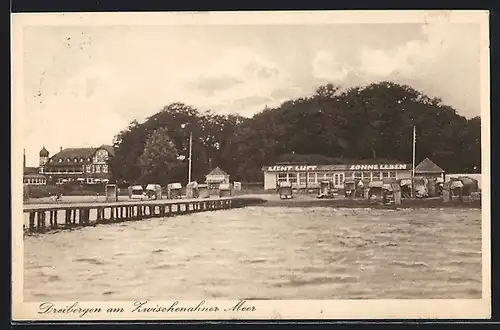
xmin=262 ymin=162 xmax=413 ymax=190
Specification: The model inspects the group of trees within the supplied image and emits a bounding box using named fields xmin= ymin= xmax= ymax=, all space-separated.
xmin=109 ymin=81 xmax=481 ymax=185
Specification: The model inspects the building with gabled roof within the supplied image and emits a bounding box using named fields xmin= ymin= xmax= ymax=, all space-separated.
xmin=205 ymin=166 xmax=230 ymax=187
xmin=27 ymin=144 xmax=115 ymax=185
xmin=414 ymin=157 xmax=445 ymax=179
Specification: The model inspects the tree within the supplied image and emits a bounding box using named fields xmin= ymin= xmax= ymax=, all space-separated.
xmin=110 ymin=81 xmax=481 ymax=184
xmin=138 ymin=127 xmax=180 ymax=184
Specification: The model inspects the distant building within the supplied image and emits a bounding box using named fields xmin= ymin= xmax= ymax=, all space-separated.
xmin=414 ymin=157 xmax=445 ymax=180
xmin=262 ymin=157 xmax=446 ymax=190
xmin=262 ymin=160 xmax=413 ymax=191
xmin=24 ymin=145 xmax=115 ymax=185
xmin=23 ymin=149 xmax=46 ymax=185
xmin=205 ymin=167 xmax=230 ymax=187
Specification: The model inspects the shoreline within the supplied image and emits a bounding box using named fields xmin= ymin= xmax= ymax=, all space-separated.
xmin=24 ymin=194 xmax=481 ymax=210
xmin=258 ymin=197 xmax=481 ymax=209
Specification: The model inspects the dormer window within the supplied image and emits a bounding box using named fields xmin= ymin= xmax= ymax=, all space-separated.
xmin=87 ymin=157 xmax=92 ymax=162
xmin=73 ymin=158 xmax=78 ymax=163
xmin=67 ymin=158 xmax=71 ymax=162
xmin=80 ymin=158 xmax=85 ymax=162
xmin=58 ymin=158 xmax=63 ymax=163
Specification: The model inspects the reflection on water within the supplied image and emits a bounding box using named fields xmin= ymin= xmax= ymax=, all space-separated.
xmin=24 ymin=207 xmax=482 ymax=301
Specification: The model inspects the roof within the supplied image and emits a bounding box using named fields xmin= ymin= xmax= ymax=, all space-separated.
xmin=48 ymin=145 xmax=114 ymax=165
xmin=99 ymin=144 xmax=115 ymax=156
xmin=39 ymin=146 xmax=49 ymax=157
xmin=415 ymin=158 xmax=444 ymax=173
xmin=206 ymin=166 xmax=229 ymax=177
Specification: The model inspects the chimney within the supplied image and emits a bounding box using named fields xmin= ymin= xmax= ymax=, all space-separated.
xmin=60 ymin=146 xmax=63 ymax=152
xmin=23 ymin=149 xmax=26 ymax=169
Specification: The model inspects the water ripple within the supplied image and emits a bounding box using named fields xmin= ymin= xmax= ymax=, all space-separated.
xmin=24 ymin=207 xmax=482 ymax=300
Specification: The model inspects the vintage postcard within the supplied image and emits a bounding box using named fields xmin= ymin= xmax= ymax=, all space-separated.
xmin=11 ymin=10 xmax=491 ymax=321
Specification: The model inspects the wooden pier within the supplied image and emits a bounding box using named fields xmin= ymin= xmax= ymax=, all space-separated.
xmin=23 ymin=196 xmax=266 ymax=234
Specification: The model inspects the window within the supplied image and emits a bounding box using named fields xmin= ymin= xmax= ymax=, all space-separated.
xmin=87 ymin=157 xmax=92 ymax=162
xmin=95 ymin=149 xmax=108 ymax=163
xmin=325 ymin=172 xmax=334 ymax=181
xmin=389 ymin=171 xmax=397 ymax=179
xmin=95 ymin=165 xmax=101 ymax=173
xmin=102 ymin=165 xmax=108 ymax=173
xmin=80 ymin=158 xmax=85 ymax=162
xmin=354 ymin=172 xmax=362 ymax=180
xmin=299 ymin=173 xmax=307 ymax=185
xmin=86 ymin=165 xmax=92 ymax=173
xmin=382 ymin=171 xmax=390 ymax=179
xmin=277 ymin=173 xmax=288 ymax=182
xmin=73 ymin=158 xmax=78 ymax=163
xmin=362 ymin=172 xmax=371 ymax=180
xmin=334 ymin=173 xmax=345 ymax=186
xmin=58 ymin=158 xmax=62 ymax=163
xmin=308 ymin=172 xmax=317 ymax=183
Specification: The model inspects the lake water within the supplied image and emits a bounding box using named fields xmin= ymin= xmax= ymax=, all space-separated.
xmin=24 ymin=207 xmax=482 ymax=301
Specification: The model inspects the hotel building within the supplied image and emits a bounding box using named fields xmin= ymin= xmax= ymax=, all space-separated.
xmin=23 ymin=145 xmax=114 ymax=185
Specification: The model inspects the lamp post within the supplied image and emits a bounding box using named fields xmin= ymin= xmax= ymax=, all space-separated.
xmin=181 ymin=123 xmax=193 ymax=184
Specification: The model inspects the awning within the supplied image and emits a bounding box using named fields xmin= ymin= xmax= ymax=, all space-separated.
xmin=168 ymin=183 xmax=182 ymax=190
xmin=382 ymin=183 xmax=394 ymax=191
xmin=451 ymin=181 xmax=464 ymax=189
xmin=459 ymin=177 xmax=476 ymax=186
xmin=186 ymin=181 xmax=199 ymax=188
xmin=369 ymin=181 xmax=384 ymax=188
xmin=400 ymin=179 xmax=412 ymax=186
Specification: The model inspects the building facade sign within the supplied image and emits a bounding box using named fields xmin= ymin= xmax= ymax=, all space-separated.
xmin=348 ymin=164 xmax=408 ymax=171
xmin=265 ymin=164 xmax=411 ymax=172
xmin=266 ymin=165 xmax=318 ymax=172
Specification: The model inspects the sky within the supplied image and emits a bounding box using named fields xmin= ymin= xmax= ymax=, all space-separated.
xmin=20 ymin=21 xmax=482 ymax=166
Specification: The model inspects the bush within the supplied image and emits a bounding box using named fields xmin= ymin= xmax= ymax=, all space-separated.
xmin=25 ymin=184 xmax=108 ymax=198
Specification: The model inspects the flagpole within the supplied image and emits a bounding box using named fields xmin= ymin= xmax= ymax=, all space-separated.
xmin=188 ymin=131 xmax=192 ymax=183
xmin=412 ymin=125 xmax=416 ymax=198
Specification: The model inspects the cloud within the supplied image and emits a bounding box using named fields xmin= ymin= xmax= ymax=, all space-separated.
xmin=310 ymin=24 xmax=480 ymax=117
xmin=312 ymin=51 xmax=350 ymax=81
xmin=190 ymin=76 xmax=243 ymax=96
xmin=21 ymin=24 xmax=481 ymax=165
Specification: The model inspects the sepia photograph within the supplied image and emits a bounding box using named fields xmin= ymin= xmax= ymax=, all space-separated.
xmin=11 ymin=10 xmax=490 ymax=320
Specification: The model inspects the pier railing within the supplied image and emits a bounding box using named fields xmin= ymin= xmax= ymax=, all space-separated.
xmin=22 ymin=197 xmax=265 ymax=234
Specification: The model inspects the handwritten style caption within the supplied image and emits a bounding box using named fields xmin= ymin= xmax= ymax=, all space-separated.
xmin=38 ymin=300 xmax=256 ymax=318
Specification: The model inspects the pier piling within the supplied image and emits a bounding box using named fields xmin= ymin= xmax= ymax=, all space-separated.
xmin=24 ymin=197 xmax=264 ymax=235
